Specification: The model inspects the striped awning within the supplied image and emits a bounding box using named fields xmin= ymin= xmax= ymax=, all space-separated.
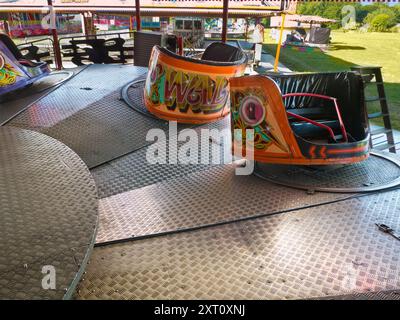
xmin=0 ymin=6 xmax=285 ymax=18
xmin=0 ymin=0 xmax=287 ymax=16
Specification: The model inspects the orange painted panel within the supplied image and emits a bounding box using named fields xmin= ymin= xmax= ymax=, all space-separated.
xmin=144 ymin=46 xmax=247 ymax=124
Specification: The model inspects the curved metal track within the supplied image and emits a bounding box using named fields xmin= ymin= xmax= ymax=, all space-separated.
xmin=254 ymin=151 xmax=400 ymax=193
xmin=30 ymin=70 xmax=75 ymax=94
xmin=120 ymin=76 xmax=160 ymax=120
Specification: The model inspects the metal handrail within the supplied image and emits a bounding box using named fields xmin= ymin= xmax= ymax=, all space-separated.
xmin=16 ymin=37 xmax=53 ymax=46
xmin=59 ymin=31 xmax=134 ymax=42
xmin=283 ymin=92 xmax=348 ymax=142
xmin=286 ymin=111 xmax=337 ymax=142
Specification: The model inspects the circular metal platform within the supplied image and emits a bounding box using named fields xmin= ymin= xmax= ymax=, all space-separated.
xmin=254 ymin=151 xmax=400 ymax=193
xmin=121 ymin=75 xmax=161 ymax=120
xmin=0 ymin=127 xmax=98 ymax=299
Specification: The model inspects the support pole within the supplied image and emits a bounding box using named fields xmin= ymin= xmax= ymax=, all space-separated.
xmin=274 ymin=13 xmax=285 ymax=73
xmin=177 ymin=35 xmax=183 ymax=56
xmin=91 ymin=13 xmax=96 ymax=35
xmin=3 ymin=19 xmax=11 ymax=37
xmin=80 ymin=13 xmax=85 ymax=35
xmin=129 ymin=15 xmax=133 ymax=33
xmin=82 ymin=13 xmax=88 ymax=36
xmin=244 ymin=18 xmax=249 ymax=41
xmin=47 ymin=0 xmax=62 ymax=70
xmin=221 ymin=0 xmax=229 ymax=43
xmin=135 ymin=0 xmax=141 ymax=31
xmin=82 ymin=12 xmax=95 ymax=37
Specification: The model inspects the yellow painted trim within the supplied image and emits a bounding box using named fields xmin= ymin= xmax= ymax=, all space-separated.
xmin=274 ymin=13 xmax=286 ymax=73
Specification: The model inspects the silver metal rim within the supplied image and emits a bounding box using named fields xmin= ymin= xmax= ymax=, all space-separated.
xmin=34 ymin=70 xmax=75 ymax=93
xmin=121 ymin=77 xmax=161 ymax=120
xmin=253 ymin=151 xmax=400 ymax=193
xmin=64 ymin=218 xmax=98 ymax=300
xmin=0 ymin=126 xmax=98 ymax=300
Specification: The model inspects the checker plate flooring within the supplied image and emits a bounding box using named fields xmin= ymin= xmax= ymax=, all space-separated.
xmin=91 ymin=116 xmax=231 ymax=198
xmin=6 ymin=64 xmax=161 ymax=168
xmin=0 ymin=126 xmax=98 ymax=299
xmin=0 ymin=69 xmax=80 ymax=126
xmin=255 ymin=152 xmax=400 ymax=192
xmin=4 ymin=65 xmax=400 ymax=300
xmin=95 ymin=164 xmax=358 ymax=244
xmin=76 ymin=190 xmax=400 ymax=300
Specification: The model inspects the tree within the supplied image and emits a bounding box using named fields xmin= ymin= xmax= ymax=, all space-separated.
xmin=393 ymin=4 xmax=400 ymax=23
xmin=297 ymin=2 xmax=344 ymax=29
xmin=364 ymin=6 xmax=397 ymax=32
xmin=296 ymin=1 xmax=398 ymax=32
xmin=368 ymin=13 xmax=397 ymax=32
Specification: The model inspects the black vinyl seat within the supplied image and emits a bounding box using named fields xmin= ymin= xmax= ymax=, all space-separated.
xmin=290 ymin=119 xmax=341 ymax=139
xmin=157 ymin=42 xmax=247 ymax=67
xmin=288 ymin=107 xmax=340 ymax=139
xmin=268 ymin=72 xmax=368 ymax=142
xmin=0 ymin=33 xmax=43 ymax=67
xmin=0 ymin=33 xmax=24 ymax=60
xmin=201 ymin=42 xmax=246 ymax=63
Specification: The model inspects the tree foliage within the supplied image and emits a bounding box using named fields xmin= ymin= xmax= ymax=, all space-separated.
xmin=368 ymin=14 xmax=397 ymax=32
xmin=296 ymin=1 xmax=399 ymax=32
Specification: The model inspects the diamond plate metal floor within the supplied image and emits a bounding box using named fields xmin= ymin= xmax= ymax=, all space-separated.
xmin=8 ymin=65 xmax=145 ymax=129
xmin=4 ymin=64 xmax=400 ymax=300
xmin=0 ymin=126 xmax=98 ymax=299
xmin=76 ymin=189 xmax=400 ymax=300
xmin=91 ymin=116 xmax=230 ymax=198
xmin=79 ymin=112 xmax=400 ymax=299
xmin=91 ymin=112 xmax=400 ymax=245
xmin=6 ymin=66 xmax=199 ymax=169
xmin=321 ymin=289 xmax=400 ymax=300
xmin=255 ymin=152 xmax=400 ymax=193
xmin=0 ymin=68 xmax=81 ymax=126
xmin=95 ymin=164 xmax=358 ymax=244
xmin=6 ymin=65 xmax=159 ymax=168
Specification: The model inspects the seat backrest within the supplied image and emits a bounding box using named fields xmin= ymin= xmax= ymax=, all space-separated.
xmin=0 ymin=33 xmax=23 ymax=60
xmin=201 ymin=42 xmax=245 ymax=63
xmin=268 ymin=72 xmax=367 ymax=140
xmin=134 ymin=31 xmax=163 ymax=67
xmin=268 ymin=72 xmax=361 ymax=110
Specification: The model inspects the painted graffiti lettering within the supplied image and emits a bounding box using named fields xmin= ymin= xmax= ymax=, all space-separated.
xmin=147 ymin=62 xmax=229 ymax=114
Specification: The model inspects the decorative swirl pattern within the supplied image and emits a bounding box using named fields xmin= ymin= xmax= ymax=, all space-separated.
xmin=0 ymin=62 xmax=21 ymax=87
xmin=231 ymin=87 xmax=280 ymax=151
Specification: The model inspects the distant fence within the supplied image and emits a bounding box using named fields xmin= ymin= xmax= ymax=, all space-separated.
xmin=59 ymin=31 xmax=134 ymax=66
xmin=17 ymin=31 xmax=134 ymax=68
xmin=17 ymin=37 xmax=54 ymax=65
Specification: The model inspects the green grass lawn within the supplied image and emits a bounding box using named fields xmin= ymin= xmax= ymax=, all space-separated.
xmin=262 ymin=30 xmax=400 ymax=130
